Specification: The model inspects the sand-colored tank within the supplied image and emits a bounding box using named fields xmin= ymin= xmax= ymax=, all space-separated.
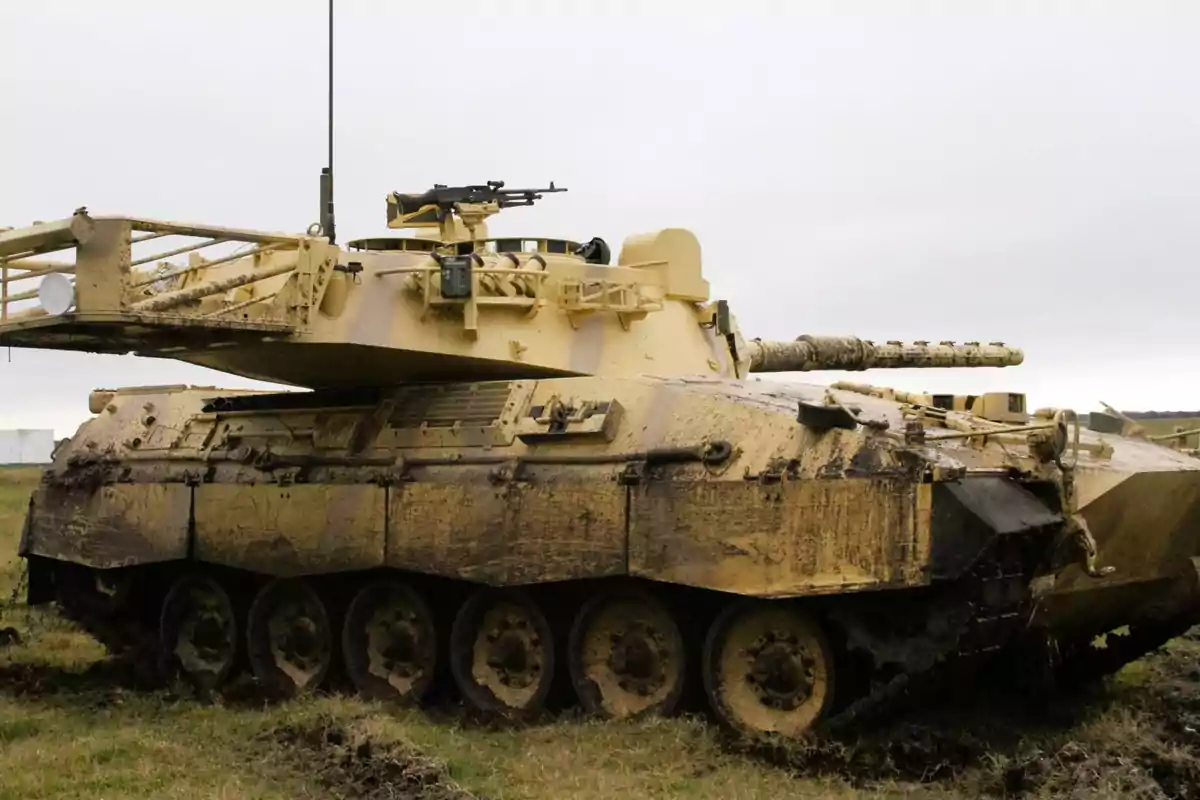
xmin=3 ymin=186 xmax=1198 ymax=740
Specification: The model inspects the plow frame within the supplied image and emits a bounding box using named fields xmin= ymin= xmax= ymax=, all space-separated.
xmin=0 ymin=210 xmax=338 ymax=352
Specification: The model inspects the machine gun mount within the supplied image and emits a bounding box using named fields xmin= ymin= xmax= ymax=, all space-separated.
xmin=386 ymin=180 xmax=567 ymax=241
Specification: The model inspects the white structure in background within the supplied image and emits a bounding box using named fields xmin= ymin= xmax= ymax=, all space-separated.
xmin=0 ymin=429 xmax=55 ymax=464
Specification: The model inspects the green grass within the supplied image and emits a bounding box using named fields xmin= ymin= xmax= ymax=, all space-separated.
xmin=0 ymin=697 xmax=310 ymax=800
xmin=2 ymin=465 xmax=1200 ymax=799
xmin=0 ymin=467 xmax=37 ymax=600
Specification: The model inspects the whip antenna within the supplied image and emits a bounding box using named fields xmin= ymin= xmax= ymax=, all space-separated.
xmin=318 ymin=0 xmax=336 ymax=243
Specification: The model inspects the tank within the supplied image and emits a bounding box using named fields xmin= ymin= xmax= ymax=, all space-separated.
xmin=1146 ymin=422 xmax=1200 ymax=459
xmin=2 ymin=185 xmax=1198 ymax=741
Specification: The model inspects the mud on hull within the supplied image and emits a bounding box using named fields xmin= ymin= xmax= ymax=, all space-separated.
xmin=19 ymin=468 xmax=1200 ymax=739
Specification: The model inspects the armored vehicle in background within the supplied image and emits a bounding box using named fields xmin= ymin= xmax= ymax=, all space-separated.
xmin=1146 ymin=422 xmax=1200 ymax=459
xmin=2 ymin=185 xmax=1198 ymax=740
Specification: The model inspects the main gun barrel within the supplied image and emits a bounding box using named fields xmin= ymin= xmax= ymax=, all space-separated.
xmin=745 ymin=335 xmax=1023 ymax=373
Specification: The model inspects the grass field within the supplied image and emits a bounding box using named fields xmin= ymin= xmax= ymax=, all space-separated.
xmin=2 ymin=465 xmax=1200 ymax=799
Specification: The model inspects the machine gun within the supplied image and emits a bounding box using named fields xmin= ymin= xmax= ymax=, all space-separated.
xmin=386 ymin=181 xmax=567 ymax=241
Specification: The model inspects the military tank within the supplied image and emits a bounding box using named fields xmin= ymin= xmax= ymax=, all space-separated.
xmin=1147 ymin=422 xmax=1200 ymax=459
xmin=2 ymin=185 xmax=1198 ymax=741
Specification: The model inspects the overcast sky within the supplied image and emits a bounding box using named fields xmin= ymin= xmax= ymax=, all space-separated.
xmin=2 ymin=1 xmax=1198 ymax=437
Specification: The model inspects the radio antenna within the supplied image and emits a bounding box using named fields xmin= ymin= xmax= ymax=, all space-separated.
xmin=318 ymin=0 xmax=337 ymax=243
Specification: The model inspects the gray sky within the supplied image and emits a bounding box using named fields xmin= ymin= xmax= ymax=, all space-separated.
xmin=2 ymin=1 xmax=1198 ymax=437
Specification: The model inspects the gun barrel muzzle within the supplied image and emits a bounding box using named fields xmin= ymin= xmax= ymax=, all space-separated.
xmin=746 ymin=335 xmax=1024 ymax=373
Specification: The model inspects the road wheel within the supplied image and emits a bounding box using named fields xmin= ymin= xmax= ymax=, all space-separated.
xmin=341 ymin=579 xmax=437 ymax=704
xmin=568 ymin=587 xmax=686 ymax=719
xmin=449 ymin=587 xmax=554 ymax=717
xmin=702 ymin=600 xmax=835 ymax=740
xmin=158 ymin=573 xmax=239 ymax=692
xmin=246 ymin=578 xmax=332 ymax=697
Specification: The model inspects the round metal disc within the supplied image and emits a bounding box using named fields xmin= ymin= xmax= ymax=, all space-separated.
xmin=158 ymin=573 xmax=239 ymax=692
xmin=702 ymin=600 xmax=835 ymax=740
xmin=568 ymin=587 xmax=686 ymax=719
xmin=342 ymin=579 xmax=438 ymax=704
xmin=449 ymin=587 xmax=555 ymax=717
xmin=38 ymin=273 xmax=76 ymax=315
xmin=246 ymin=578 xmax=333 ymax=697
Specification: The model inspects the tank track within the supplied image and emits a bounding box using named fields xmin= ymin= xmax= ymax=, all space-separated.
xmin=17 ymin=545 xmax=1199 ymax=741
xmin=820 ymin=538 xmax=1036 ymax=733
xmin=821 ymin=603 xmax=1200 ymax=735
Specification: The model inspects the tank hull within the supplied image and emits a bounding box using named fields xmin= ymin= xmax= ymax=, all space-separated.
xmin=18 ymin=377 xmax=1200 ymax=736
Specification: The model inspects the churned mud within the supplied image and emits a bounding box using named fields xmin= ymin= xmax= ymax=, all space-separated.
xmin=268 ymin=713 xmax=478 ymax=800
xmin=755 ymin=628 xmax=1200 ymax=798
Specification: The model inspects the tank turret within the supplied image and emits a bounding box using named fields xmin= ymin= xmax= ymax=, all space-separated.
xmin=0 ymin=188 xmax=1022 ymax=387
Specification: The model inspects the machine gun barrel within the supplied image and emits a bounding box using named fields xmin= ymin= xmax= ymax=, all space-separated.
xmin=389 ymin=181 xmax=566 ymax=217
xmin=745 ymin=335 xmax=1024 ymax=372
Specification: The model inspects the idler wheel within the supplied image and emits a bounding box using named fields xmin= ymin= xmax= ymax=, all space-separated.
xmin=449 ymin=587 xmax=554 ymax=717
xmin=158 ymin=573 xmax=239 ymax=692
xmin=342 ymin=579 xmax=437 ymax=705
xmin=568 ymin=587 xmax=686 ymax=719
xmin=246 ymin=578 xmax=333 ymax=697
xmin=702 ymin=600 xmax=835 ymax=740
